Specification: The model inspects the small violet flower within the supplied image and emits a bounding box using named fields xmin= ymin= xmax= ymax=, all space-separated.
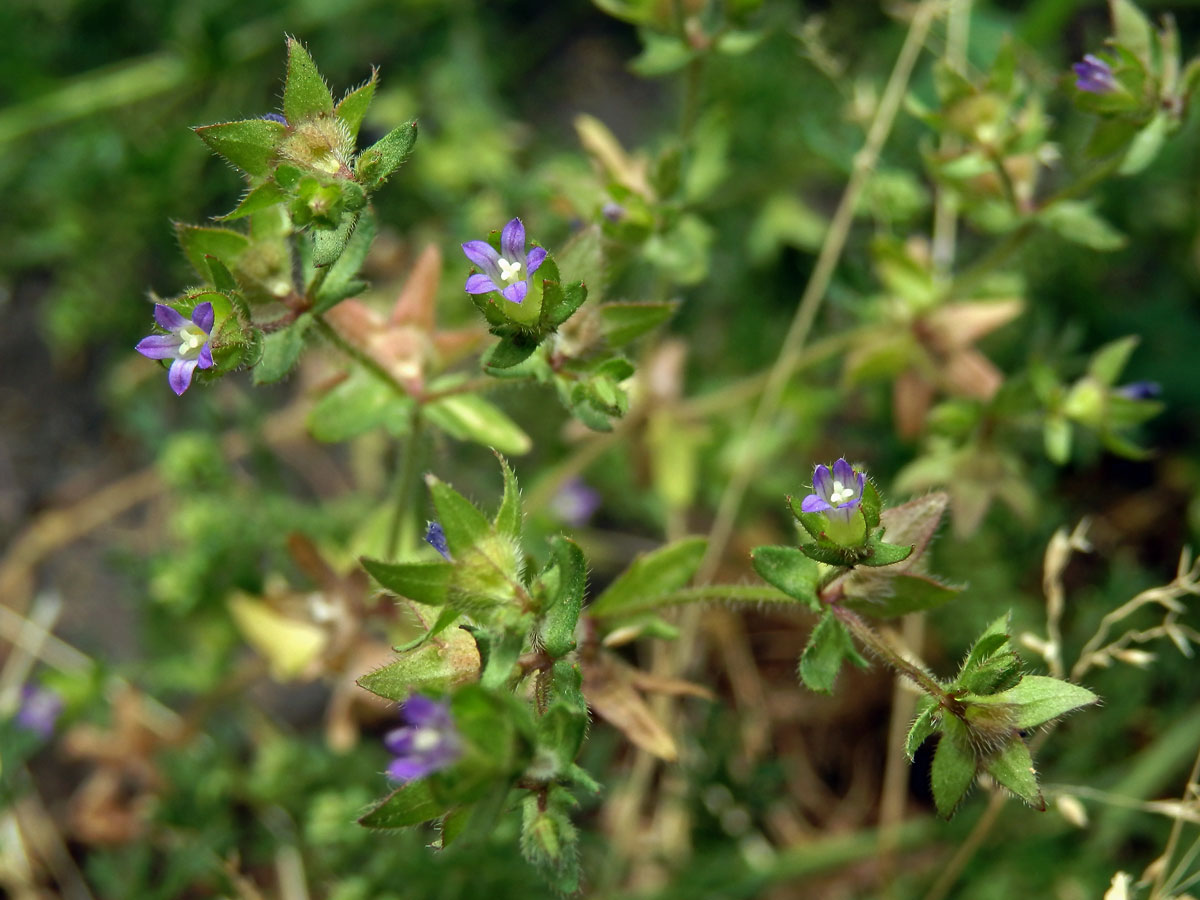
xmin=384 ymin=695 xmax=461 ymax=781
xmin=801 ymin=458 xmax=866 ymax=525
xmin=135 ymin=302 xmax=215 ymax=396
xmin=1073 ymin=54 xmax=1118 ymax=94
xmin=261 ymin=113 xmax=289 ymax=126
xmin=461 ymin=217 xmax=547 ymax=305
xmin=1116 ymin=380 xmax=1162 ymax=400
xmin=425 ymin=521 xmax=451 ymax=560
xmin=550 ymin=477 xmax=601 ymax=527
xmin=16 ymin=684 xmax=63 ymax=739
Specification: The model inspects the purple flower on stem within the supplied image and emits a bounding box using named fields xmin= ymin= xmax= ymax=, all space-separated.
xmin=800 ymin=458 xmax=866 ymax=524
xmin=135 ymin=302 xmax=215 ymax=396
xmin=262 ymin=113 xmax=289 ymax=126
xmin=425 ymin=521 xmax=451 ymax=560
xmin=1116 ymin=380 xmax=1162 ymax=400
xmin=461 ymin=218 xmax=547 ymax=305
xmin=550 ymin=477 xmax=601 ymax=527
xmin=384 ymin=695 xmax=461 ymax=781
xmin=16 ymin=684 xmax=62 ymax=738
xmin=1073 ymin=54 xmax=1118 ymax=94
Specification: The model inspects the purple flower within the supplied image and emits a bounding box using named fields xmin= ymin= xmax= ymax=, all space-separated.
xmin=384 ymin=695 xmax=461 ymax=781
xmin=135 ymin=302 xmax=215 ymax=396
xmin=461 ymin=218 xmax=547 ymax=305
xmin=550 ymin=477 xmax=601 ymax=527
xmin=601 ymin=202 xmax=626 ymax=223
xmin=262 ymin=113 xmax=289 ymax=126
xmin=1116 ymin=380 xmax=1161 ymax=400
xmin=1073 ymin=54 xmax=1118 ymax=94
xmin=800 ymin=458 xmax=866 ymax=524
xmin=425 ymin=521 xmax=451 ymax=560
xmin=16 ymin=684 xmax=62 ymax=738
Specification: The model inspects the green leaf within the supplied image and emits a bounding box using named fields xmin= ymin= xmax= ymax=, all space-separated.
xmin=356 ymin=121 xmax=418 ymax=190
xmin=984 ymin=738 xmax=1044 ymax=810
xmin=931 ymin=726 xmax=977 ymax=818
xmin=859 ymin=540 xmax=914 ymax=568
xmin=956 ymin=616 xmax=1022 ymax=696
xmin=906 ymin=701 xmax=939 ymax=759
xmin=308 ymin=371 xmax=410 ymax=443
xmin=425 ymin=395 xmax=532 ymax=456
xmin=860 ymin=479 xmax=883 ymax=529
xmin=206 ymin=255 xmax=238 ymax=294
xmin=283 ymin=37 xmax=334 ymax=123
xmin=541 ymin=278 xmax=589 ymax=330
xmin=313 ymin=209 xmax=375 ymax=312
xmin=588 ymin=536 xmax=708 ymax=618
xmin=843 ymin=573 xmax=961 ymax=618
xmin=483 ymin=334 xmax=540 ymax=370
xmin=978 ymin=675 xmax=1100 ymax=729
xmin=595 ymin=300 xmax=677 ymax=347
xmin=427 ymin=476 xmax=493 ymax=556
xmin=798 ymin=611 xmax=866 ymax=694
xmin=312 ymin=212 xmax=360 ymax=268
xmin=1119 ymin=113 xmax=1169 ymax=176
xmin=176 ymin=224 xmax=249 ymax=280
xmin=749 ymin=546 xmax=820 ymax=611
xmin=797 ymin=541 xmax=864 ymax=568
xmin=1041 ymin=201 xmax=1127 ymax=251
xmin=359 ymin=780 xmax=446 ymax=829
xmin=361 ymin=558 xmax=453 ymax=605
xmin=1088 ymin=335 xmax=1138 ymax=386
xmin=253 ymin=313 xmax=312 ymax=384
xmin=1109 ymin=0 xmax=1154 ymax=65
xmin=356 ymin=632 xmax=478 ymax=702
xmin=493 ymin=453 xmax=523 ymax=540
xmin=630 ymin=29 xmax=697 ymax=77
xmin=193 ymin=118 xmax=285 ymax=177
xmin=218 ymin=181 xmax=288 ymax=221
xmin=540 ymin=536 xmax=587 ymax=658
xmin=1044 ymin=415 xmax=1072 ymax=464
xmin=336 ymin=69 xmax=378 ymax=141
xmin=538 ymin=659 xmax=588 ymax=766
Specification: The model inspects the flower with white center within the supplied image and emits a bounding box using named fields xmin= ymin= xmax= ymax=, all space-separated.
xmin=800 ymin=458 xmax=866 ymax=525
xmin=461 ymin=217 xmax=547 ymax=304
xmin=135 ymin=302 xmax=216 ymax=395
xmin=383 ymin=695 xmax=461 ymax=781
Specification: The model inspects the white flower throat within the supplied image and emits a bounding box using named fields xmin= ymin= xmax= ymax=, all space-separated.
xmin=498 ymin=257 xmax=522 ymax=283
xmin=411 ymin=728 xmax=441 ymax=752
xmin=829 ymin=480 xmax=855 ymax=506
xmin=178 ymin=324 xmax=207 ymax=358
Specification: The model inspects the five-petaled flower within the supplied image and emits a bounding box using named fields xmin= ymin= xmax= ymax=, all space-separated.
xmin=135 ymin=303 xmax=215 ymax=396
xmin=384 ymin=695 xmax=461 ymax=781
xmin=801 ymin=458 xmax=866 ymax=524
xmin=16 ymin=684 xmax=63 ymax=739
xmin=1073 ymin=54 xmax=1118 ymax=94
xmin=425 ymin=521 xmax=451 ymax=560
xmin=461 ymin=218 xmax=547 ymax=304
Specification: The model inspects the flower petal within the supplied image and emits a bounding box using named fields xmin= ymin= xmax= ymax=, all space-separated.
xmin=526 ymin=246 xmax=547 ymax=275
xmin=154 ymin=304 xmax=187 ymax=331
xmin=387 ymin=757 xmax=437 ymax=781
xmin=197 ymin=344 xmax=214 ymax=369
xmin=192 ymin=302 xmax=215 ymax=334
xmin=136 ymin=334 xmax=180 ymax=360
xmin=832 ymin=458 xmax=856 ymax=486
xmin=402 ymin=695 xmax=446 ymax=727
xmin=465 ymin=273 xmax=498 ymax=294
xmin=500 ymin=218 xmax=525 ymax=262
xmin=462 ymin=240 xmax=501 ymax=278
xmin=800 ymin=494 xmax=832 ymax=513
xmin=502 ymin=280 xmax=528 ymax=304
xmin=812 ymin=464 xmax=833 ymax=500
xmin=383 ymin=727 xmax=416 ymax=755
xmin=168 ymin=358 xmax=199 ymax=396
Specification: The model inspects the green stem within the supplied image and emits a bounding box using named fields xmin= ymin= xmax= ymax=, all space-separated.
xmin=312 ymin=315 xmax=411 ymax=400
xmin=386 ymin=408 xmax=424 ymax=560
xmin=831 ymin=605 xmax=952 ymax=706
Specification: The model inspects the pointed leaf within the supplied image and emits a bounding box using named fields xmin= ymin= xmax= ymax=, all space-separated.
xmin=356 ymin=630 xmax=479 ymax=702
xmin=494 ymin=453 xmax=522 ymax=539
xmin=596 ymin=301 xmax=677 ymax=347
xmin=984 ymin=738 xmax=1045 ymax=810
xmin=906 ymin=702 xmax=939 ymax=759
xmin=798 ymin=611 xmax=866 ymax=694
xmin=336 ymin=69 xmax=378 ymax=141
xmin=284 ymin=37 xmax=334 ymax=123
xmin=1088 ymin=335 xmax=1138 ymax=386
xmin=254 ymin=313 xmax=312 ymax=384
xmin=588 ymin=537 xmax=708 ymax=618
xmin=750 ymin=545 xmax=820 ymax=610
xmin=540 ymin=537 xmax=587 ymax=658
xmin=314 ymin=209 xmax=376 ymax=312
xmin=427 ymin=476 xmax=492 ymax=556
xmin=356 ymin=121 xmax=418 ymax=190
xmin=176 ymin=224 xmax=249 ymax=279
xmin=219 ymin=181 xmax=288 ymax=221
xmin=312 ymin=212 xmax=360 ymax=268
xmin=931 ymin=728 xmax=977 ymax=818
xmin=425 ymin=394 xmax=532 ymax=456
xmin=359 ymin=780 xmax=446 ymax=828
xmin=860 ymin=479 xmax=883 ymax=529
xmin=307 ymin=370 xmax=410 ymax=442
xmin=843 ymin=573 xmax=962 ymax=618
xmin=1109 ymin=0 xmax=1154 ymax=64
xmin=483 ymin=334 xmax=540 ymax=370
xmin=980 ymin=675 xmax=1099 ymax=729
xmin=361 ymin=558 xmax=453 ymax=605
xmin=860 ymin=540 xmax=915 ymax=567
xmin=194 ymin=118 xmax=285 ymax=177
xmin=206 ymin=255 xmax=238 ymax=294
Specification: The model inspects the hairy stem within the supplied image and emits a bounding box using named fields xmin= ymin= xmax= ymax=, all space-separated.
xmin=831 ymin=605 xmax=952 ymax=706
xmin=386 ymin=407 xmax=425 ymax=560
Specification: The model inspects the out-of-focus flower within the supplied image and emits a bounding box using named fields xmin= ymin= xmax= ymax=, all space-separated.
xmin=1115 ymin=380 xmax=1161 ymax=400
xmin=16 ymin=684 xmax=62 ymax=738
xmin=1073 ymin=54 xmax=1118 ymax=94
xmin=135 ymin=302 xmax=215 ymax=396
xmin=601 ymin=202 xmax=626 ymax=223
xmin=550 ymin=478 xmax=601 ymax=527
xmin=262 ymin=113 xmax=289 ymax=126
xmin=801 ymin=458 xmax=866 ymax=524
xmin=425 ymin=522 xmax=451 ymax=560
xmin=384 ymin=695 xmax=460 ymax=781
xmin=462 ymin=218 xmax=547 ymax=304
